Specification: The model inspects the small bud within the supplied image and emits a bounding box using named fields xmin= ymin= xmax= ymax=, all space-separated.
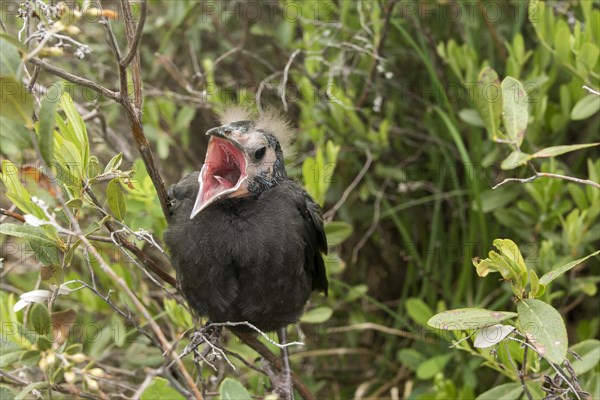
xmin=64 ymin=25 xmax=80 ymax=35
xmin=70 ymin=353 xmax=87 ymax=363
xmin=88 ymin=368 xmax=104 ymax=378
xmin=64 ymin=371 xmax=76 ymax=384
xmin=85 ymin=376 xmax=99 ymax=391
xmin=38 ymin=46 xmax=65 ymax=58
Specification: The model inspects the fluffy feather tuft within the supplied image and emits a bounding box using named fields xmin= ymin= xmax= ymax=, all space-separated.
xmin=219 ymin=106 xmax=296 ymax=158
xmin=255 ymin=108 xmax=295 ymax=158
xmin=219 ymin=105 xmax=254 ymax=125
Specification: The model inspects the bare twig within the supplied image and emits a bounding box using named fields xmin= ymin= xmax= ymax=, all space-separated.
xmin=28 ymin=57 xmax=119 ymax=100
xmin=84 ymin=186 xmax=176 ymax=286
xmin=279 ymin=49 xmax=301 ymax=112
xmin=0 ymin=368 xmax=98 ymax=399
xmin=582 ymin=85 xmax=600 ymax=96
xmin=493 ymin=172 xmax=600 ymax=190
xmin=352 ymin=178 xmax=388 ymax=263
xmin=121 ymin=0 xmax=147 ymax=68
xmin=233 ymin=332 xmax=316 ymax=400
xmin=324 ymin=149 xmax=373 ymax=221
xmin=504 ymin=341 xmax=534 ymax=400
xmin=0 ymin=207 xmax=25 ymax=223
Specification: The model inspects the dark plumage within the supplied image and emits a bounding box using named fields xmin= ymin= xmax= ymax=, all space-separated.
xmin=164 ymin=113 xmax=328 ymax=332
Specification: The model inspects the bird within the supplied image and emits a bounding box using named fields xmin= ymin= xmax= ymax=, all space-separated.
xmin=163 ymin=107 xmax=328 ymax=339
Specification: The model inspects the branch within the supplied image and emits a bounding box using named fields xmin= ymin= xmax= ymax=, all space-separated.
xmin=28 ymin=57 xmax=119 ymax=101
xmin=121 ymin=0 xmax=147 ymax=68
xmin=84 ymin=186 xmax=177 ymax=286
xmin=0 ymin=368 xmax=99 ymax=399
xmin=0 ymin=208 xmax=25 ymax=223
xmin=493 ymin=172 xmax=600 ymax=190
xmin=233 ymin=332 xmax=316 ymax=400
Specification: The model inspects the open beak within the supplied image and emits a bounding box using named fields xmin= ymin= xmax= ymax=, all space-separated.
xmin=190 ymin=129 xmax=249 ymax=218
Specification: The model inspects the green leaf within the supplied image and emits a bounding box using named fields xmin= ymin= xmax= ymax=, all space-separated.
xmin=59 ymin=92 xmax=89 ymax=169
xmin=416 ymin=353 xmax=453 ymax=380
xmin=554 ymin=20 xmax=572 ymax=63
xmin=15 ymin=382 xmax=47 ymax=400
xmin=0 ymin=224 xmax=62 ymax=265
xmin=0 ymin=76 xmax=34 ymax=128
xmin=107 ymin=179 xmax=126 ymax=221
xmin=569 ymin=339 xmax=600 ymax=375
xmin=300 ymin=306 xmax=333 ymax=324
xmin=529 ymin=269 xmax=545 ymax=298
xmin=531 ymin=143 xmax=599 ymax=158
xmin=501 ymin=77 xmax=528 ymax=147
xmin=0 ymin=34 xmax=24 ymax=78
xmin=427 ymin=308 xmax=518 ymax=331
xmin=517 ymin=299 xmax=568 ymax=364
xmin=104 ymin=153 xmax=123 ymax=174
xmin=459 ymin=108 xmax=485 ymax=127
xmin=37 ymin=84 xmax=62 ymax=166
xmin=500 ymin=151 xmax=531 ymax=170
xmin=324 ymin=221 xmax=352 ymax=246
xmin=474 ymin=67 xmax=503 ymax=140
xmin=571 ymin=94 xmax=600 ymax=120
xmin=473 ymin=239 xmax=528 ymax=287
xmin=219 ymin=378 xmax=251 ymax=400
xmin=140 ymin=377 xmax=184 ymax=400
xmin=0 ymin=385 xmax=16 ymax=400
xmin=476 ymin=383 xmax=523 ymax=400
xmin=472 ymin=188 xmax=521 ymax=213
xmin=0 ymin=160 xmax=42 ymax=218
xmin=27 ymin=304 xmax=50 ymax=335
xmin=578 ymin=42 xmax=599 ymax=70
xmin=397 ymin=348 xmax=425 ymax=371
xmin=405 ymin=298 xmax=433 ymax=325
xmin=539 ymin=250 xmax=600 ymax=286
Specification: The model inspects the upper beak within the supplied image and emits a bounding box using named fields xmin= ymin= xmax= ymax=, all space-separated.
xmin=190 ymin=127 xmax=249 ymax=218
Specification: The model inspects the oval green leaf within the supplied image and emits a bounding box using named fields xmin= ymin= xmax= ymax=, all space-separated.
xmin=531 ymin=143 xmax=599 ymax=158
xmin=38 ymin=84 xmax=62 ymax=166
xmin=301 ymin=306 xmax=333 ymax=324
xmin=141 ymin=377 xmax=184 ymax=400
xmin=517 ymin=298 xmax=568 ymax=364
xmin=415 ymin=353 xmax=453 ymax=380
xmin=427 ymin=308 xmax=518 ymax=331
xmin=476 ymin=382 xmax=523 ymax=400
xmin=571 ymin=94 xmax=600 ymax=120
xmin=539 ymin=249 xmax=600 ymax=286
xmin=500 ymin=151 xmax=531 ymax=170
xmin=324 ymin=221 xmax=353 ymax=246
xmin=475 ymin=67 xmax=503 ymax=140
xmin=219 ymin=378 xmax=251 ymax=400
xmin=107 ymin=179 xmax=126 ymax=221
xmin=501 ymin=77 xmax=529 ymax=147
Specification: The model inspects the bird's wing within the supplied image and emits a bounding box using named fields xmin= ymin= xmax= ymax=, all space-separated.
xmin=291 ymin=183 xmax=329 ymax=295
xmin=167 ymin=171 xmax=199 ymax=216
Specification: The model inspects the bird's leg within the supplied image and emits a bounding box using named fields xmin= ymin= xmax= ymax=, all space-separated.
xmin=277 ymin=327 xmax=294 ymax=400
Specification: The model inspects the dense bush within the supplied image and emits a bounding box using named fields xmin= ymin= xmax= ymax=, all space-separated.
xmin=0 ymin=0 xmax=598 ymax=399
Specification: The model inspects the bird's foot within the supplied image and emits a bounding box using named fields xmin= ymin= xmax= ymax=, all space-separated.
xmin=179 ymin=324 xmax=223 ymax=361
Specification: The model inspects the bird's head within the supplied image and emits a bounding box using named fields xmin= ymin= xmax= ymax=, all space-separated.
xmin=190 ymin=109 xmax=293 ymax=218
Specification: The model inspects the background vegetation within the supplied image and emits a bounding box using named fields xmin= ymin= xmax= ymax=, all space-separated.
xmin=0 ymin=0 xmax=598 ymax=399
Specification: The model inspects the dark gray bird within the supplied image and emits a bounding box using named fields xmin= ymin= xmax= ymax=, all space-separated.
xmin=164 ymin=109 xmax=328 ymax=333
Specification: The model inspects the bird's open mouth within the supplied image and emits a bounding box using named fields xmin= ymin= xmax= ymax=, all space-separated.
xmin=191 ymin=136 xmax=248 ymax=218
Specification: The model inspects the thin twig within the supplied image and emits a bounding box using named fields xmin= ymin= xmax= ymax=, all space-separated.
xmin=0 ymin=207 xmax=25 ymax=223
xmin=324 ymin=149 xmax=373 ymax=221
xmin=28 ymin=58 xmax=119 ymax=100
xmin=279 ymin=49 xmax=301 ymax=112
xmin=493 ymin=172 xmax=600 ymax=190
xmin=121 ymin=0 xmax=147 ymax=67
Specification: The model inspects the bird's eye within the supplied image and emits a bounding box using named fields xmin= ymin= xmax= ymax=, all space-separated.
xmin=254 ymin=147 xmax=267 ymax=160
